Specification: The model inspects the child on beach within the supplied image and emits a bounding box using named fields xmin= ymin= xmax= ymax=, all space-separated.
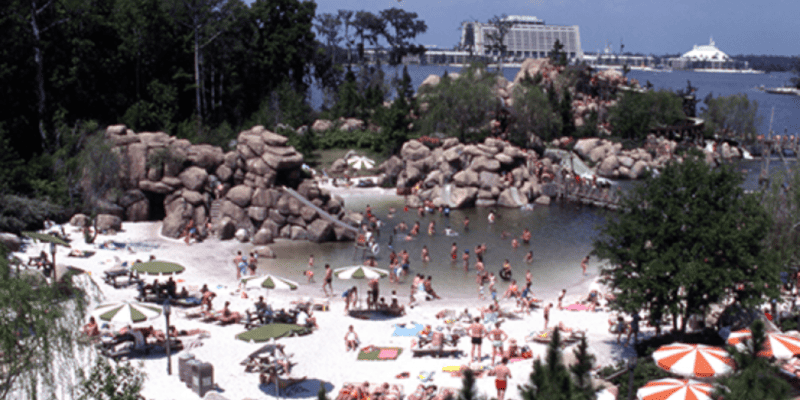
xmin=305 ymin=270 xmax=315 ymax=283
xmin=451 ymin=243 xmax=458 ymax=262
xmin=308 ymin=254 xmax=314 ymax=269
xmin=345 ymin=325 xmax=359 ymax=351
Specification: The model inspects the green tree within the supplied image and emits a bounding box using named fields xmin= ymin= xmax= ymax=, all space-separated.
xmin=510 ymin=76 xmax=562 ymax=145
xmin=609 ymin=89 xmax=685 ymax=141
xmin=0 ymin=245 xmax=88 ymax=399
xmin=700 ymin=93 xmax=762 ymax=142
xmin=520 ymin=329 xmax=591 ymax=400
xmin=713 ymin=320 xmax=791 ymax=400
xmin=374 ymin=65 xmax=414 ymax=155
xmin=77 ymin=357 xmax=146 ymax=400
xmin=485 ymin=14 xmax=513 ymax=72
xmin=458 ymin=368 xmax=479 ymax=400
xmin=595 ymin=153 xmax=780 ymax=334
xmin=549 ymin=39 xmax=567 ymax=67
xmin=417 ymin=63 xmax=497 ymax=143
xmin=569 ymin=336 xmax=595 ymax=399
xmin=379 ymin=8 xmax=427 ymax=67
xmin=761 ymin=167 xmax=800 ymax=275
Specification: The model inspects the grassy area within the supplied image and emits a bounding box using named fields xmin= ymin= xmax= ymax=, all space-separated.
xmin=307 ymin=148 xmax=389 ymax=177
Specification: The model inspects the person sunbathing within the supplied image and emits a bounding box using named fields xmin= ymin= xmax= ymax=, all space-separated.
xmin=82 ymin=316 xmax=100 ymax=337
xmin=168 ymin=326 xmax=209 ymax=337
xmin=432 ymin=388 xmax=457 ymax=400
xmin=336 ymin=383 xmax=357 ymax=400
xmin=217 ymin=301 xmax=241 ymax=324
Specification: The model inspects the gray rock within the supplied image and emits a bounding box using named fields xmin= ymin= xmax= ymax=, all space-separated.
xmin=182 ymin=190 xmax=205 ymax=205
xmin=248 ymin=206 xmax=267 ymax=221
xmin=260 ymin=129 xmax=289 ymax=146
xmin=162 ymin=212 xmax=189 ymax=238
xmin=216 ymin=164 xmax=233 ymax=182
xmin=246 ymin=158 xmax=269 ymax=175
xmin=279 ymin=225 xmax=292 ymax=239
xmin=497 ymin=187 xmax=528 ymax=208
xmin=70 ymin=213 xmax=90 ymax=227
xmin=0 ymin=233 xmax=22 ymax=252
xmin=619 ymin=166 xmax=631 ymax=179
xmin=217 ymin=218 xmax=236 ymax=240
xmin=478 ymin=171 xmax=501 ymax=191
xmin=477 ymin=189 xmax=494 ymax=200
xmin=147 ymin=167 xmax=162 ymax=182
xmin=307 ymin=219 xmax=334 ymax=243
xmin=477 ymin=144 xmax=499 ymax=156
xmin=377 ymin=156 xmax=404 ymax=179
xmin=268 ymin=209 xmax=287 ymax=224
xmin=139 ymin=180 xmax=173 ymax=194
xmin=96 ymin=214 xmax=122 ymax=232
xmin=631 ymin=160 xmax=648 ymax=179
xmin=573 ymin=138 xmax=600 ymax=158
xmin=251 ymin=188 xmax=275 ymax=208
xmin=334 ymin=224 xmax=357 ymax=241
xmin=106 ymin=124 xmax=127 ymax=136
xmin=119 ymin=190 xmax=146 ymax=208
xmin=226 ymin=185 xmax=253 ymax=208
xmin=235 ymin=228 xmax=249 ymax=242
xmin=162 ymin=176 xmax=182 ymax=188
xmin=453 ymin=169 xmax=479 ymax=187
xmin=219 ymin=200 xmax=247 ymax=225
xmin=588 ymin=144 xmax=611 ymax=163
xmin=423 ymin=170 xmax=443 ymax=188
xmin=598 ymin=155 xmax=620 ymax=177
xmin=287 ymin=215 xmax=307 ymax=228
xmin=495 ymin=153 xmax=514 ymax=165
xmin=449 ymin=186 xmax=478 ymax=208
xmin=126 ymin=143 xmax=148 ymax=188
xmin=261 ymin=219 xmax=281 ymax=238
xmin=330 ymin=158 xmax=348 ymax=173
xmin=400 ymin=140 xmax=430 ymax=161
xmin=255 ymin=246 xmax=277 ymax=258
xmin=442 ymin=137 xmax=459 ymax=149
xmin=187 ymin=144 xmax=224 ymax=168
xmin=301 ymin=206 xmax=318 ymax=222
xmin=290 ymin=226 xmax=308 ymax=240
xmin=470 ymin=156 xmax=501 ymax=173
xmin=443 ymin=146 xmax=463 ymax=163
xmin=276 ymin=195 xmax=291 ymax=215
xmin=126 ymin=199 xmax=149 ymax=222
xmin=252 ymin=228 xmax=274 ymax=245
xmin=262 ymin=149 xmax=303 ymax=170
xmin=475 ymin=199 xmax=497 ymax=207
xmin=405 ymin=195 xmax=422 ymax=208
xmin=179 ymin=166 xmax=208 ymax=191
xmin=311 ymin=119 xmax=333 ymax=133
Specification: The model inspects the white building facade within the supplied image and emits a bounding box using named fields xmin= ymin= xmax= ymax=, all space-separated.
xmin=461 ymin=16 xmax=582 ymax=61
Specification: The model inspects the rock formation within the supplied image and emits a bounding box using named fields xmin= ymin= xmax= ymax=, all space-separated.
xmin=104 ymin=125 xmax=358 ymax=243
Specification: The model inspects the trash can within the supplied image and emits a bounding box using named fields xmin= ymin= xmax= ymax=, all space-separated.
xmin=191 ymin=362 xmax=214 ymax=397
xmin=178 ymin=353 xmax=195 ymax=384
xmin=185 ymin=360 xmax=199 ymax=388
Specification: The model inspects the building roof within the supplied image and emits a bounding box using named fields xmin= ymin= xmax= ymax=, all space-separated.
xmin=681 ymin=38 xmax=730 ymax=61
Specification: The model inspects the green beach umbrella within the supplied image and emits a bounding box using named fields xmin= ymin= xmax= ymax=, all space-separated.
xmin=235 ymin=323 xmax=309 ymax=343
xmin=93 ymin=301 xmax=162 ymax=324
xmin=242 ymin=274 xmax=299 ymax=291
xmin=22 ymin=231 xmax=70 ymax=247
xmin=334 ymin=266 xmax=389 ymax=280
xmin=130 ymin=261 xmax=185 ymax=276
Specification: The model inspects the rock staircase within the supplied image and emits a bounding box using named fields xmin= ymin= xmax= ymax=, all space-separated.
xmin=209 ymin=199 xmax=223 ymax=226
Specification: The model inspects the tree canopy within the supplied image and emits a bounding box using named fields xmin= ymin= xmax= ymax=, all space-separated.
xmin=609 ymin=90 xmax=685 ymax=141
xmin=700 ymin=93 xmax=761 ymax=141
xmin=595 ymin=153 xmax=780 ymax=333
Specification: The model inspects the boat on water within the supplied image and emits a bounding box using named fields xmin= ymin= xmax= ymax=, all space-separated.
xmin=763 ymin=86 xmax=800 ymax=96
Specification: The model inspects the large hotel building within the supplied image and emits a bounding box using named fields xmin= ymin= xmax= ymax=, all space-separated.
xmin=462 ymin=15 xmax=582 ymax=60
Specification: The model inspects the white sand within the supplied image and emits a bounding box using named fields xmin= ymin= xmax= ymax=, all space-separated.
xmin=14 ymin=217 xmax=637 ymax=400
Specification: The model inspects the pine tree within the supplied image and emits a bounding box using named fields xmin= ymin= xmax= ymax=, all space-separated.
xmin=520 ymin=329 xmax=580 ymax=400
xmin=458 ymin=368 xmax=478 ymax=400
xmin=569 ymin=336 xmax=595 ymax=399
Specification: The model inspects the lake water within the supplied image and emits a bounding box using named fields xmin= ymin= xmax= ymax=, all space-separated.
xmin=276 ymin=67 xmax=800 ymax=301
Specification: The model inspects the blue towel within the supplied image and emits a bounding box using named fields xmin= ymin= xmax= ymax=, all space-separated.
xmin=392 ymin=323 xmax=424 ymax=337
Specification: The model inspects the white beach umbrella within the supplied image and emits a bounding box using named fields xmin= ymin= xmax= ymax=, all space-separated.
xmin=242 ymin=274 xmax=299 ymax=291
xmin=334 ymin=266 xmax=389 ymax=280
xmin=727 ymin=329 xmax=800 ymax=359
xmin=347 ymin=156 xmax=375 ymax=170
xmin=93 ymin=301 xmax=162 ymax=325
xmin=636 ymin=378 xmax=714 ymax=400
xmin=652 ymin=343 xmax=734 ymax=379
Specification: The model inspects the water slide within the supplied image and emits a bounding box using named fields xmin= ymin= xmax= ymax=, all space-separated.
xmin=281 ymin=186 xmax=359 ymax=234
xmin=441 ymin=184 xmax=453 ymax=207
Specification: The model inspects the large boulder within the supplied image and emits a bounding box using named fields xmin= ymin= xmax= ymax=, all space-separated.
xmin=470 ymin=156 xmax=501 ymax=173
xmin=311 ymin=119 xmax=333 ymax=133
xmin=217 ymin=217 xmax=236 ymax=240
xmin=162 ymin=212 xmax=190 ymax=238
xmin=255 ymin=246 xmax=277 ymax=258
xmin=340 ymin=118 xmax=364 ymax=132
xmin=219 ymin=200 xmax=247 ymax=225
xmin=126 ymin=143 xmax=148 ymax=188
xmin=443 ymin=145 xmax=463 ymax=163
xmin=252 ymin=228 xmax=274 ymax=245
xmin=262 ymin=148 xmax=303 ymax=170
xmin=96 ymin=214 xmax=122 ymax=232
xmin=69 ymin=213 xmax=90 ymax=227
xmin=248 ymin=206 xmax=267 ymax=221
xmin=573 ymin=138 xmax=600 ymax=158
xmin=0 ymin=233 xmax=22 ymax=252
xmin=588 ymin=144 xmax=612 ymax=163
xmin=251 ymin=188 xmax=278 ymax=208
xmin=126 ymin=200 xmax=149 ymax=222
xmin=453 ymin=169 xmax=479 ymax=187
xmin=182 ymin=190 xmax=205 ymax=206
xmin=139 ymin=180 xmax=173 ymax=194
xmin=235 ymin=228 xmax=250 ymax=242
xmin=534 ymin=195 xmax=551 ymax=206
xmin=449 ymin=186 xmax=478 ymax=208
xmin=307 ymin=219 xmax=334 ymax=243
xmin=405 ymin=195 xmax=422 ymax=208
xmin=119 ymin=189 xmax=146 ymax=209
xmin=598 ymin=155 xmax=620 ymax=177
xmin=290 ymin=226 xmax=308 ymax=240
xmin=619 ymin=155 xmax=635 ymax=169
xmin=631 ymin=160 xmax=649 ymax=179
xmin=179 ymin=167 xmax=208 ymax=191
xmin=378 ymin=156 xmax=404 ymax=179
xmin=419 ymin=74 xmax=440 ymax=91
xmin=226 ymin=185 xmax=253 ymax=208
xmin=187 ymin=144 xmax=224 ymax=168
xmin=497 ymin=187 xmax=528 ymax=208
xmin=478 ymin=171 xmax=501 ymax=192
xmin=260 ymin=129 xmax=289 ymax=146
xmin=400 ymin=140 xmax=430 ymax=161
xmin=495 ymin=153 xmax=514 ymax=165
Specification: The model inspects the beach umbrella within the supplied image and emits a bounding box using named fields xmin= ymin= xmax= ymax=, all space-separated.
xmin=93 ymin=301 xmax=162 ymax=325
xmin=235 ymin=323 xmax=309 ymax=343
xmin=726 ymin=329 xmax=800 ymax=359
xmin=347 ymin=156 xmax=375 ymax=170
xmin=636 ymin=378 xmax=714 ymax=400
xmin=652 ymin=343 xmax=734 ymax=379
xmin=334 ymin=266 xmax=389 ymax=280
xmin=22 ymin=231 xmax=70 ymax=247
xmin=242 ymin=274 xmax=299 ymax=291
xmin=130 ymin=261 xmax=185 ymax=276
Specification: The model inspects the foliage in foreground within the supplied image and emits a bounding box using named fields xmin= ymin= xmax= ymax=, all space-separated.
xmin=713 ymin=320 xmax=791 ymax=400
xmin=77 ymin=357 xmax=146 ymax=400
xmin=609 ymin=90 xmax=685 ymax=140
xmin=700 ymin=93 xmax=762 ymax=141
xmin=519 ymin=329 xmax=594 ymax=400
xmin=595 ymin=153 xmax=780 ymax=334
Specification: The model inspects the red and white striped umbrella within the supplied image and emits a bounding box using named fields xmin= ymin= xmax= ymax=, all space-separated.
xmin=637 ymin=378 xmax=714 ymax=400
xmin=727 ymin=329 xmax=800 ymax=359
xmin=653 ymin=343 xmax=734 ymax=378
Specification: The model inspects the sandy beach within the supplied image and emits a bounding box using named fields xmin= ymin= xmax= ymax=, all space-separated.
xmin=13 ymin=194 xmax=636 ymax=400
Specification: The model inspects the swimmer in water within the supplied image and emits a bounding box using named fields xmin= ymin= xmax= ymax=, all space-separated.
xmin=463 ymin=216 xmax=470 ymax=230
xmin=444 ymin=226 xmax=455 ymax=236
xmin=511 ymin=238 xmax=519 ymax=249
xmin=475 ymin=258 xmax=485 ymax=273
xmin=451 ymin=243 xmax=458 ymax=262
xmin=524 ymin=251 xmax=533 ymax=264
xmin=488 ymin=210 xmax=496 ymax=224
xmin=462 ymin=250 xmax=470 ymax=271
xmin=525 ymin=270 xmax=532 ymax=286
xmin=521 ymin=228 xmax=531 ymax=244
xmin=421 ymin=246 xmax=431 ymax=263
xmin=428 ymin=220 xmax=436 ymax=236
xmin=410 ymin=221 xmax=420 ymax=236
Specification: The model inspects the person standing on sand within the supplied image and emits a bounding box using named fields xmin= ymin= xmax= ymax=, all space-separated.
xmin=308 ymin=254 xmax=314 ymax=269
xmin=468 ymin=317 xmax=487 ymax=362
xmin=234 ymin=251 xmax=243 ymax=279
xmin=488 ymin=322 xmax=508 ymax=365
xmin=493 ymin=357 xmax=512 ymax=400
xmin=247 ymin=252 xmax=258 ymax=276
xmin=581 ymin=255 xmax=589 ymax=275
xmin=345 ymin=325 xmax=359 ymax=351
xmin=323 ymin=264 xmax=333 ymax=296
xmin=558 ymin=289 xmax=567 ymax=309
xmin=544 ymin=303 xmax=553 ymax=329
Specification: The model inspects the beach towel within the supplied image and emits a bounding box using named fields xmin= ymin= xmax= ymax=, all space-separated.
xmin=442 ymin=366 xmax=461 ymax=372
xmin=357 ymin=346 xmax=403 ymax=361
xmin=393 ymin=323 xmax=424 ymax=337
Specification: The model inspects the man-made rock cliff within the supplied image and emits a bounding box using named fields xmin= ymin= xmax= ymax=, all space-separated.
xmin=104 ymin=125 xmax=358 ymax=243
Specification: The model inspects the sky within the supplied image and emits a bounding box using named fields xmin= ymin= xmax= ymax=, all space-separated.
xmin=305 ymin=0 xmax=799 ymax=56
